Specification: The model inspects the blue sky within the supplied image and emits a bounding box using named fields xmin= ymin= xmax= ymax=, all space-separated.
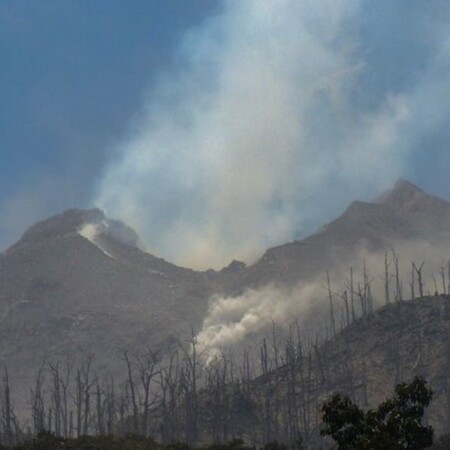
xmin=2 ymin=1 xmax=450 ymax=268
xmin=0 ymin=0 xmax=220 ymax=248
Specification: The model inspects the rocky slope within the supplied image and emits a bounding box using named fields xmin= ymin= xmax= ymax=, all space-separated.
xmin=0 ymin=209 xmax=216 ymax=405
xmin=238 ymin=295 xmax=450 ymax=445
xmin=229 ymin=180 xmax=450 ymax=291
xmin=1 ymin=180 xmax=450 ymax=411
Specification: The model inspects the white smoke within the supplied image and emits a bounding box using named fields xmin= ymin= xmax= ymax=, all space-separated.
xmin=78 ymin=223 xmax=115 ymax=259
xmin=94 ymin=0 xmax=450 ymax=269
xmin=196 ymin=241 xmax=450 ymax=357
xmin=196 ymin=282 xmax=324 ymax=358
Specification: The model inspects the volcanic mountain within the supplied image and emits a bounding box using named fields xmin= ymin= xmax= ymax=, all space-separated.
xmin=229 ymin=180 xmax=450 ymax=291
xmin=0 ymin=180 xmax=450 ymax=407
xmin=0 ymin=208 xmax=216 ymax=403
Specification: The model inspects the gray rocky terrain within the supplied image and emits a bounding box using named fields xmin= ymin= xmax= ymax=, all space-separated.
xmin=1 ymin=179 xmax=450 ymax=412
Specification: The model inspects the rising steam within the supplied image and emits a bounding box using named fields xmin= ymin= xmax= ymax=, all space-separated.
xmin=196 ymin=241 xmax=450 ymax=357
xmin=95 ymin=0 xmax=450 ymax=269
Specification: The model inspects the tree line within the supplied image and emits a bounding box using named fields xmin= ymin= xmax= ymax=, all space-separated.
xmin=0 ymin=251 xmax=449 ymax=447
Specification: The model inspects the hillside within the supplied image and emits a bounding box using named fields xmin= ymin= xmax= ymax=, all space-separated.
xmin=228 ymin=180 xmax=450 ymax=291
xmin=1 ymin=180 xmax=450 ymax=414
xmin=0 ymin=209 xmax=216 ymax=405
xmin=229 ymin=295 xmax=450 ymax=446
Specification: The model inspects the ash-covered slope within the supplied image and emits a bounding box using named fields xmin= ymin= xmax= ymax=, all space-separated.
xmin=0 ymin=209 xmax=216 ymax=400
xmin=231 ymin=180 xmax=450 ymax=290
xmin=1 ymin=179 xmax=450 ymax=409
xmin=234 ymin=295 xmax=450 ymax=446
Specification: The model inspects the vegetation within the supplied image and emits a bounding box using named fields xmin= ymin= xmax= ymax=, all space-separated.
xmin=0 ymin=251 xmax=448 ymax=447
xmin=321 ymin=377 xmax=433 ymax=449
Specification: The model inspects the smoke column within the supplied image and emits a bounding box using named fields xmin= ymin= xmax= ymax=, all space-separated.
xmin=95 ymin=0 xmax=450 ymax=269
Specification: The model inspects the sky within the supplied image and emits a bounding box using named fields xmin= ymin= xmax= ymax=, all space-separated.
xmin=2 ymin=1 xmax=450 ymax=269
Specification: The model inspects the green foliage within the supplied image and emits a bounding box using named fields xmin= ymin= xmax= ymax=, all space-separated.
xmin=321 ymin=377 xmax=433 ymax=449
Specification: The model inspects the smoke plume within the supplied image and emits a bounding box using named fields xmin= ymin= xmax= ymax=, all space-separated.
xmin=196 ymin=241 xmax=450 ymax=357
xmin=95 ymin=0 xmax=450 ymax=269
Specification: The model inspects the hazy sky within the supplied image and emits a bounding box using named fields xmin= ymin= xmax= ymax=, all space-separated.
xmin=2 ymin=1 xmax=450 ymax=268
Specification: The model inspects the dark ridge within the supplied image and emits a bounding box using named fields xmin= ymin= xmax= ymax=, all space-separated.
xmin=7 ymin=209 xmax=105 ymax=251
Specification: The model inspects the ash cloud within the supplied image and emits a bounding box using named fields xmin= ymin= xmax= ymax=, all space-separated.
xmin=95 ymin=0 xmax=450 ymax=269
xmin=195 ymin=282 xmax=323 ymax=358
xmin=196 ymin=241 xmax=450 ymax=357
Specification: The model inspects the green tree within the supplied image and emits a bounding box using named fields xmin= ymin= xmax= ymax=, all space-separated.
xmin=321 ymin=377 xmax=433 ymax=449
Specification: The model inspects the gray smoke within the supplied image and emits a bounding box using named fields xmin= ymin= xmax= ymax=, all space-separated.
xmin=196 ymin=241 xmax=450 ymax=357
xmin=95 ymin=0 xmax=450 ymax=269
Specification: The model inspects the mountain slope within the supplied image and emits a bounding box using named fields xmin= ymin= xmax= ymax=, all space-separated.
xmin=238 ymin=295 xmax=450 ymax=445
xmin=0 ymin=209 xmax=216 ymax=405
xmin=1 ymin=180 xmax=450 ymax=411
xmin=228 ymin=180 xmax=450 ymax=291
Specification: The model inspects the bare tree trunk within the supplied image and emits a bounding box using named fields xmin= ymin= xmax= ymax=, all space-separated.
xmin=137 ymin=348 xmax=160 ymax=437
xmin=260 ymin=338 xmax=269 ymax=376
xmin=271 ymin=320 xmax=279 ymax=370
xmin=124 ymin=351 xmax=139 ymax=435
xmin=392 ymin=249 xmax=402 ymax=302
xmin=180 ymin=330 xmax=202 ymax=445
xmin=413 ymin=261 xmax=425 ymax=298
xmin=105 ymin=376 xmax=116 ymax=436
xmin=350 ymin=267 xmax=355 ymax=321
xmin=384 ymin=251 xmax=391 ymax=304
xmin=440 ymin=261 xmax=447 ymax=295
xmin=3 ymin=366 xmax=13 ymax=446
xmin=410 ymin=263 xmax=416 ymax=300
xmin=74 ymin=353 xmax=94 ymax=437
xmin=325 ymin=271 xmax=336 ymax=337
xmin=95 ymin=378 xmax=105 ymax=435
xmin=30 ymin=364 xmax=46 ymax=435
xmin=49 ymin=361 xmax=61 ymax=436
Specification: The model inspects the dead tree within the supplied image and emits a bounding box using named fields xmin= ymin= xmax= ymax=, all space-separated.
xmin=49 ymin=361 xmax=62 ymax=436
xmin=30 ymin=364 xmax=46 ymax=435
xmin=48 ymin=359 xmax=72 ymax=436
xmin=136 ymin=348 xmax=160 ymax=436
xmin=384 ymin=251 xmax=391 ymax=304
xmin=344 ymin=267 xmax=356 ymax=322
xmin=260 ymin=338 xmax=269 ymax=376
xmin=355 ymin=281 xmax=366 ymax=317
xmin=410 ymin=263 xmax=416 ymax=300
xmin=432 ymin=274 xmax=439 ymax=295
xmin=204 ymin=352 xmax=233 ymax=443
xmin=440 ymin=261 xmax=447 ymax=295
xmin=354 ymin=263 xmax=374 ymax=315
xmin=74 ymin=353 xmax=94 ymax=436
xmin=447 ymin=260 xmax=450 ymax=295
xmin=104 ymin=376 xmax=116 ymax=436
xmin=325 ymin=271 xmax=336 ymax=337
xmin=337 ymin=290 xmax=350 ymax=328
xmin=283 ymin=327 xmax=301 ymax=445
xmin=179 ymin=330 xmax=202 ymax=445
xmin=391 ymin=249 xmax=403 ymax=302
xmin=271 ymin=320 xmax=280 ymax=370
xmin=94 ymin=377 xmax=105 ymax=435
xmin=3 ymin=366 xmax=13 ymax=446
xmin=123 ymin=351 xmax=139 ymax=435
xmin=413 ymin=261 xmax=425 ymax=298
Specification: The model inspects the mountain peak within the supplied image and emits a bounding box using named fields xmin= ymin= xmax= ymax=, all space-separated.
xmin=18 ymin=209 xmax=105 ymax=245
xmin=392 ymin=179 xmax=423 ymax=193
xmin=8 ymin=208 xmax=141 ymax=252
xmin=374 ymin=179 xmax=435 ymax=211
